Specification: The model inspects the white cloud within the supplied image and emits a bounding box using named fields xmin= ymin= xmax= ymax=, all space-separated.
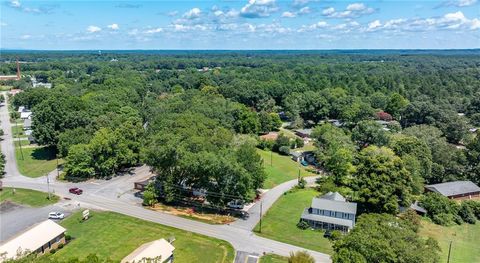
xmin=440 ymin=0 xmax=478 ymax=7
xmin=86 ymin=25 xmax=101 ymax=33
xmin=298 ymin=21 xmax=328 ymax=32
xmin=298 ymin=6 xmax=311 ymax=15
xmin=20 ymin=34 xmax=31 ymax=39
xmin=322 ymin=7 xmax=335 ymax=16
xmin=107 ymin=23 xmax=119 ymax=30
xmin=282 ymin=11 xmax=296 ymax=18
xmin=144 ymin=27 xmax=163 ymax=34
xmin=323 ymin=3 xmax=375 ymax=18
xmin=367 ymin=20 xmax=382 ymax=31
xmin=183 ymin=7 xmax=201 ymax=19
xmin=0 ymin=21 xmax=7 ymax=27
xmin=240 ymin=0 xmax=278 ymax=18
xmin=362 ymin=12 xmax=479 ymax=33
xmin=293 ymin=0 xmax=310 ymax=7
xmin=10 ymin=0 xmax=21 ymax=8
xmin=457 ymin=0 xmax=477 ymax=6
xmin=346 ymin=3 xmax=367 ymax=11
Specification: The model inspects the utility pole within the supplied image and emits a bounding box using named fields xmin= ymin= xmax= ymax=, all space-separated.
xmin=46 ymin=173 xmax=51 ymax=200
xmin=259 ymin=201 xmax=263 ymax=233
xmin=56 ymin=154 xmax=60 ymax=178
xmin=447 ymin=241 xmax=452 ymax=263
xmin=15 ymin=118 xmax=24 ymax=160
xmin=270 ymin=150 xmax=272 ymax=166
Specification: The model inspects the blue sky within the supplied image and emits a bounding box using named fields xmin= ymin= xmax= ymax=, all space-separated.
xmin=1 ymin=0 xmax=479 ymax=49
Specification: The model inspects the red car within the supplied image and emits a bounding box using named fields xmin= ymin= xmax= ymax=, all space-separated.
xmin=69 ymin=187 xmax=83 ymax=195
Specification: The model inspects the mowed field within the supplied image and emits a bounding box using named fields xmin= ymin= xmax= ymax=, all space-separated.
xmin=0 ymin=187 xmax=59 ymax=207
xmin=419 ymin=219 xmax=480 ymax=263
xmin=257 ymin=149 xmax=316 ymax=189
xmin=53 ymin=211 xmax=234 ymax=263
xmin=253 ymin=188 xmax=333 ymax=254
xmin=15 ymin=146 xmax=62 ymax=178
xmin=260 ymin=254 xmax=288 ymax=263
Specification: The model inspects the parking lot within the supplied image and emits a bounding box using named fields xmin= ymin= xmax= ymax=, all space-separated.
xmin=0 ymin=199 xmax=76 ymax=242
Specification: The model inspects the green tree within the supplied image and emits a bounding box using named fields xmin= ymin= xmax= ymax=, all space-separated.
xmin=388 ymin=134 xmax=432 ymax=193
xmin=312 ymin=124 xmax=355 ymax=185
xmin=386 ymin=92 xmax=408 ymax=118
xmin=352 ymin=120 xmax=390 ymax=148
xmin=333 ymin=214 xmax=440 ymax=263
xmin=64 ymin=144 xmax=94 ymax=179
xmin=142 ymin=182 xmax=158 ymax=207
xmin=351 ymin=146 xmax=413 ymax=214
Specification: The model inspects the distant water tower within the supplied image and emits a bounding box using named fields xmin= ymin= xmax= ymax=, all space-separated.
xmin=98 ymin=50 xmax=102 ymax=55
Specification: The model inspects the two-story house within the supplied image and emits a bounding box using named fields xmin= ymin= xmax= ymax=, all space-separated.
xmin=300 ymin=192 xmax=357 ymax=233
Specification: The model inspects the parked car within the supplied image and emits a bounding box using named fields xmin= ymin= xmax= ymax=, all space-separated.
xmin=301 ymin=160 xmax=309 ymax=166
xmin=69 ymin=187 xmax=83 ymax=195
xmin=227 ymin=200 xmax=244 ymax=210
xmin=48 ymin=212 xmax=65 ymax=219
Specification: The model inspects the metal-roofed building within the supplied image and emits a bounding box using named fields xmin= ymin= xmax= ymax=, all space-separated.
xmin=121 ymin=238 xmax=175 ymax=263
xmin=0 ymin=220 xmax=66 ymax=261
xmin=425 ymin=181 xmax=480 ymax=200
xmin=300 ymin=192 xmax=357 ymax=233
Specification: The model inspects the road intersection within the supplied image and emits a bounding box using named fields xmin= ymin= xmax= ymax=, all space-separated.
xmin=0 ymin=93 xmax=331 ymax=262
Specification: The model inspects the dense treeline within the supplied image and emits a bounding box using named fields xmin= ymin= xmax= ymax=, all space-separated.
xmin=3 ymin=51 xmax=479 ymax=207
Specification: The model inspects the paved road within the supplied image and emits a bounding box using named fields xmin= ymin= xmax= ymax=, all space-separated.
xmin=0 ymin=93 xmax=331 ymax=262
xmin=232 ymin=176 xmax=318 ymax=230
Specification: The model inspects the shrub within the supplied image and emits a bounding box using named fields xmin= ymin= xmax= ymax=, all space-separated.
xmin=297 ymin=220 xmax=310 ymax=230
xmin=257 ymin=139 xmax=275 ymax=150
xmin=291 ymin=137 xmax=304 ymax=149
xmin=65 ymin=234 xmax=72 ymax=241
xmin=297 ymin=177 xmax=307 ymax=189
xmin=399 ymin=209 xmax=421 ymax=232
xmin=328 ymin=230 xmax=343 ymax=241
xmin=458 ymin=202 xmax=476 ymax=224
xmin=288 ymin=251 xmax=314 ymax=263
xmin=50 ymin=248 xmax=57 ymax=254
xmin=58 ymin=243 xmax=64 ymax=249
xmin=432 ymin=213 xmax=454 ymax=226
xmin=453 ymin=214 xmax=463 ymax=225
xmin=463 ymin=200 xmax=480 ymax=219
xmin=278 ymin=146 xmax=290 ymax=155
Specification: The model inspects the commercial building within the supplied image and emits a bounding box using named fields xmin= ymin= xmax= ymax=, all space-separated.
xmin=121 ymin=239 xmax=175 ymax=263
xmin=0 ymin=220 xmax=66 ymax=261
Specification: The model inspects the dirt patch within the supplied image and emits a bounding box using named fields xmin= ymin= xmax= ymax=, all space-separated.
xmin=149 ymin=203 xmax=235 ymax=224
xmin=0 ymin=201 xmax=24 ymax=213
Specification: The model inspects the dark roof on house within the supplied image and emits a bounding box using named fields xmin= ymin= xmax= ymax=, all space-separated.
xmin=400 ymin=201 xmax=427 ymax=214
xmin=311 ymin=192 xmax=357 ymax=214
xmin=295 ymin=129 xmax=312 ymax=136
xmin=425 ymin=181 xmax=480 ymax=197
xmin=300 ymin=208 xmax=354 ymax=228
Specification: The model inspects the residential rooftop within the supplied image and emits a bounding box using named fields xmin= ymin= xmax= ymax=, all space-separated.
xmin=425 ymin=181 xmax=480 ymax=197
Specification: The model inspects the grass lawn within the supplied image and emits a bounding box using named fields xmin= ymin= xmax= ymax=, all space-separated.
xmin=0 ymin=187 xmax=59 ymax=207
xmin=52 ymin=211 xmax=234 ymax=263
xmin=260 ymin=254 xmax=288 ymax=263
xmin=258 ymin=149 xmax=316 ymax=189
xmin=11 ymin=124 xmax=27 ymax=138
xmin=253 ymin=188 xmax=333 ymax=254
xmin=419 ymin=220 xmax=480 ymax=263
xmin=15 ymin=146 xmax=62 ymax=178
xmin=14 ymin=139 xmax=31 ymax=147
xmin=0 ymin=85 xmax=12 ymax=91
